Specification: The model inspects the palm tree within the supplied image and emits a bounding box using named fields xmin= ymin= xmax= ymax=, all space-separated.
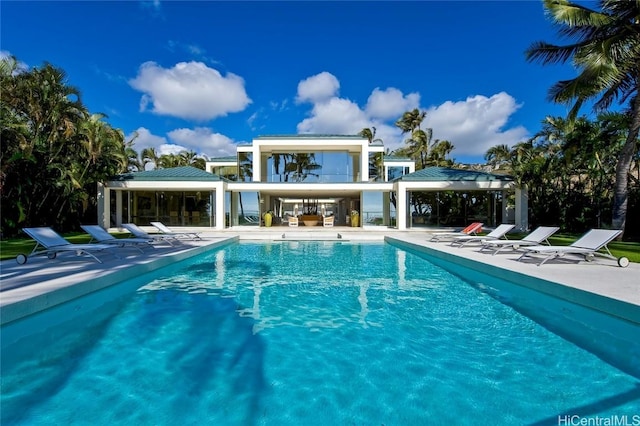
xmin=395 ymin=110 xmax=431 ymax=169
xmin=180 ymin=150 xmax=205 ymax=170
xmin=394 ymin=109 xmax=427 ymax=134
xmin=158 ymin=153 xmax=181 ymax=169
xmin=428 ymin=139 xmax=455 ymax=167
xmin=78 ymin=113 xmax=127 ymax=180
xmin=358 ymin=127 xmax=382 ymax=144
xmin=525 ymin=0 xmax=640 ymax=235
xmin=11 ymin=62 xmax=87 ymax=228
xmin=1 ymin=57 xmax=131 ymax=234
xmin=410 ymin=128 xmax=432 ymax=169
xmin=484 ymin=144 xmax=512 ymax=171
xmin=141 ymin=147 xmax=160 ymax=170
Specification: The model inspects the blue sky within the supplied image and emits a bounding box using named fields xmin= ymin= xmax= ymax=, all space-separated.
xmin=2 ymin=0 xmax=581 ymax=164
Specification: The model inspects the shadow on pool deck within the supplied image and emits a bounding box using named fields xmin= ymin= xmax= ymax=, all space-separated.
xmin=0 ymin=241 xmax=197 ymax=292
xmin=0 ymin=235 xmax=238 ymax=325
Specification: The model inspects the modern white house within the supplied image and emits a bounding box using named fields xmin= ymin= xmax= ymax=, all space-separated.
xmin=98 ymin=134 xmax=527 ymax=231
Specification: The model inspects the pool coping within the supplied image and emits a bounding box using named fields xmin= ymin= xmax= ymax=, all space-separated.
xmin=386 ymin=236 xmax=640 ymax=325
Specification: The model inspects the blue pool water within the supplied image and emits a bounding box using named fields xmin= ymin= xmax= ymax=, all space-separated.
xmin=1 ymin=241 xmax=639 ymax=425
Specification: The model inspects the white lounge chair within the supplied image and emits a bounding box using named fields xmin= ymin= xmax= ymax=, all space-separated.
xmin=150 ymin=222 xmax=202 ymax=240
xmin=450 ymin=224 xmax=515 ymax=248
xmin=17 ymin=227 xmax=120 ymax=264
xmin=121 ymin=223 xmax=180 ymax=246
xmin=288 ymin=216 xmax=299 ymax=227
xmin=517 ymin=229 xmax=628 ymax=267
xmin=429 ymin=222 xmax=483 ymax=242
xmin=323 ymin=216 xmax=334 ymax=227
xmin=243 ymin=215 xmax=259 ymax=224
xmin=81 ymin=225 xmax=153 ymax=253
xmin=479 ymin=226 xmax=560 ymax=255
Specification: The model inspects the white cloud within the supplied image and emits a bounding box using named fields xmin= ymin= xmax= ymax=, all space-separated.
xmin=297 ymin=97 xmax=369 ymax=134
xmin=424 ymin=92 xmax=529 ymax=158
xmin=167 ymin=127 xmax=237 ymax=157
xmin=129 ymin=127 xmax=168 ymax=153
xmin=296 ymin=72 xmax=340 ymax=104
xmin=294 ymin=72 xmax=529 ymax=162
xmin=365 ymin=88 xmax=420 ymax=120
xmin=156 ymin=143 xmax=186 ymax=156
xmin=129 ymin=61 xmax=251 ymax=121
xmin=294 ymin=75 xmax=420 ymax=149
xmin=129 ymin=126 xmax=238 ymax=162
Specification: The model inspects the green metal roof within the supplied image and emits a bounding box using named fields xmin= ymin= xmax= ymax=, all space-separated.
xmin=398 ymin=167 xmax=513 ymax=182
xmin=112 ymin=166 xmax=222 ymax=182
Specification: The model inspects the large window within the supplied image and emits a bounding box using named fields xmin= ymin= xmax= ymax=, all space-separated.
xmin=362 ymin=192 xmax=384 ymax=226
xmin=237 ymin=191 xmax=260 ymax=226
xmin=238 ymin=152 xmax=253 ymax=182
xmin=128 ymin=191 xmax=212 ymax=226
xmin=407 ymin=190 xmax=502 ymax=227
xmin=368 ymin=152 xmax=383 ymax=182
xmin=210 ymin=165 xmax=237 ymax=180
xmin=387 ymin=166 xmax=410 ymax=181
xmin=159 ymin=192 xmax=184 ymax=225
xmin=263 ymin=152 xmax=361 ymax=183
xmin=132 ymin=191 xmax=157 ymax=225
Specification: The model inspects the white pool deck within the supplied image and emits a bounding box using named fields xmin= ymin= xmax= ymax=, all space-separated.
xmin=1 ymin=226 xmax=638 ymax=326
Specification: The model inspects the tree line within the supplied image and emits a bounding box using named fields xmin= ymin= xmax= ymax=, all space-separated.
xmin=359 ymin=106 xmax=639 ymax=239
xmin=0 ymin=57 xmax=205 ymax=237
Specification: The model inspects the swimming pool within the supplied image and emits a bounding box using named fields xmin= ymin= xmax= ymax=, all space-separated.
xmin=2 ymin=241 xmax=639 ymax=425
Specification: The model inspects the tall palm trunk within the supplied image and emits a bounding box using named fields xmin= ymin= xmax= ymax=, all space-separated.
xmin=612 ymin=95 xmax=640 ymax=232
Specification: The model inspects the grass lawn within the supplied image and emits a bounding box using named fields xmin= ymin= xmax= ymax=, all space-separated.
xmin=0 ymin=232 xmax=134 ymax=261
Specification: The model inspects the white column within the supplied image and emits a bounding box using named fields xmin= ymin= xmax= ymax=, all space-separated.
xmin=216 ymin=186 xmax=225 ymax=230
xmin=361 ymin=152 xmax=369 ymax=182
xmin=255 ymin=147 xmax=263 ymax=182
xmin=383 ymin=192 xmax=391 ymax=226
xmin=351 ymin=153 xmax=360 ymax=182
xmin=396 ymin=184 xmax=407 ymax=230
xmin=97 ymin=183 xmax=109 ymax=229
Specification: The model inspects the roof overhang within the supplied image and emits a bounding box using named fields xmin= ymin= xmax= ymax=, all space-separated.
xmin=397 ymin=180 xmax=516 ymax=191
xmin=228 ymin=182 xmax=393 ymax=198
xmin=105 ymin=180 xmax=225 ymax=190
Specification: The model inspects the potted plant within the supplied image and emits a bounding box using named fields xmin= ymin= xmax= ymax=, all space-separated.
xmin=263 ymin=210 xmax=273 ymax=227
xmin=350 ymin=210 xmax=359 ymax=227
